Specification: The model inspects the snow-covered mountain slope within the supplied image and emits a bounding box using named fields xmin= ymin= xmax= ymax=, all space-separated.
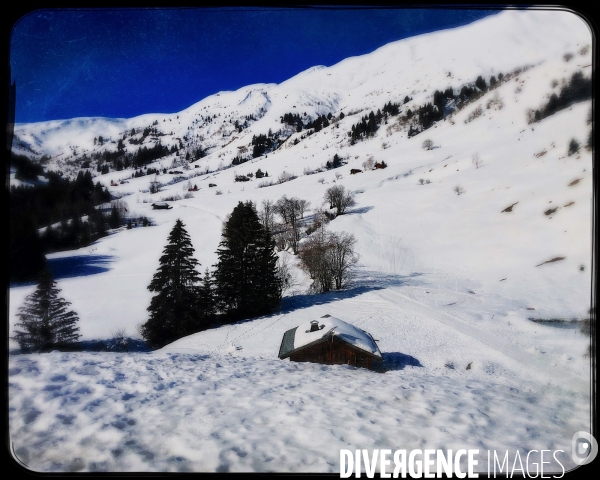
xmin=8 ymin=9 xmax=594 ymax=473
xmin=12 ymin=9 xmax=590 ymax=167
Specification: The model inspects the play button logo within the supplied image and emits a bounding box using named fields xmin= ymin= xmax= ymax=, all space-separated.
xmin=572 ymin=432 xmax=597 ymax=465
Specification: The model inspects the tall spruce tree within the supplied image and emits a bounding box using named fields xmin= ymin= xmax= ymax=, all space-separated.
xmin=12 ymin=270 xmax=81 ymax=352
xmin=141 ymin=219 xmax=204 ymax=348
xmin=214 ymin=201 xmax=281 ymax=321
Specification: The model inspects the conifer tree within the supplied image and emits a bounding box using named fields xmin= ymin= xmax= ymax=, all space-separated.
xmin=12 ymin=270 xmax=81 ymax=352
xmin=475 ymin=75 xmax=487 ymax=91
xmin=214 ymin=201 xmax=281 ymax=321
xmin=140 ymin=219 xmax=203 ymax=348
xmin=197 ymin=268 xmax=216 ymax=322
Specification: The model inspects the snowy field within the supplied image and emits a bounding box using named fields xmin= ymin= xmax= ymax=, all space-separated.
xmin=8 ymin=350 xmax=590 ymax=473
xmin=8 ymin=9 xmax=594 ymax=474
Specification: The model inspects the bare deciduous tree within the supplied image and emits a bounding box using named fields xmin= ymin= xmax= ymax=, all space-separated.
xmin=296 ymin=199 xmax=310 ymax=219
xmin=298 ymin=229 xmax=358 ymax=293
xmin=259 ymin=199 xmax=276 ymax=232
xmin=274 ymin=195 xmax=311 ymax=254
xmin=422 ymin=139 xmax=434 ymax=150
xmin=324 ymin=185 xmax=356 ymax=216
xmin=472 ymin=153 xmax=481 ymax=169
xmin=327 ymin=231 xmax=359 ymax=290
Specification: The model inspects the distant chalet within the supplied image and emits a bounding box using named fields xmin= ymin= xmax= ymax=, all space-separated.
xmin=151 ymin=202 xmax=172 ymax=210
xmin=278 ymin=315 xmax=382 ymax=370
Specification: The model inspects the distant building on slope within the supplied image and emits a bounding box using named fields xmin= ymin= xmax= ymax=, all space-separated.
xmin=151 ymin=202 xmax=172 ymax=210
xmin=278 ymin=315 xmax=382 ymax=370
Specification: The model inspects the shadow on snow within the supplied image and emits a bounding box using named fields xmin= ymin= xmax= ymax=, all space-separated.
xmin=345 ymin=205 xmax=374 ymax=215
xmin=279 ymin=270 xmax=425 ymax=313
xmin=46 ymin=255 xmax=114 ymax=280
xmin=374 ymin=351 xmax=423 ymax=372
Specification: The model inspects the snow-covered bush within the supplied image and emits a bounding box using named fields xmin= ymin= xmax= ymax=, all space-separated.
xmin=277 ymin=171 xmax=297 ymax=184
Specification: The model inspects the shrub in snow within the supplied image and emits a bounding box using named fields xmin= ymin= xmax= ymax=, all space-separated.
xmin=568 ymin=138 xmax=580 ymax=156
xmin=454 ymin=185 xmax=465 ymax=195
xmin=277 ymin=171 xmax=297 ymax=184
xmin=362 ymin=158 xmax=375 ymax=170
xmin=465 ymin=105 xmax=483 ymax=123
xmin=258 ymin=179 xmax=274 ymax=188
xmin=422 ymin=139 xmax=434 ymax=150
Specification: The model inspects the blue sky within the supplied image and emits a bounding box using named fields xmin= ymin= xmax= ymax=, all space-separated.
xmin=9 ymin=7 xmax=503 ymax=124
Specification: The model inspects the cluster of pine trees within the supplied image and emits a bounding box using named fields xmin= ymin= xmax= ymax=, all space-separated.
xmin=528 ymin=71 xmax=592 ymax=123
xmin=406 ymin=74 xmax=501 ymax=138
xmin=382 ymin=101 xmax=401 ymax=116
xmin=132 ymin=142 xmax=172 ymax=168
xmin=251 ymin=129 xmax=290 ymax=158
xmin=9 ymin=168 xmax=113 ymax=282
xmin=304 ymin=114 xmax=332 ymax=132
xmin=13 ymin=202 xmax=282 ymax=353
xmin=281 ymin=112 xmax=304 ymax=131
xmin=12 ymin=153 xmax=44 ymax=181
xmin=281 ymin=112 xmax=335 ymax=133
xmin=141 ymin=202 xmax=282 ymax=349
xmin=325 ymin=153 xmax=344 ymax=170
xmin=87 ymin=139 xmax=174 ymax=174
xmin=349 ymin=110 xmax=384 ymax=143
xmin=132 ymin=166 xmax=162 ymax=178
xmin=39 ymin=205 xmax=125 ymax=253
xmin=251 ymin=133 xmax=276 ymax=157
xmin=231 ymin=155 xmax=251 ymax=166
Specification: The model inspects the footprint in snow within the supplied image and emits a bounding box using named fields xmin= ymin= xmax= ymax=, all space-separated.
xmin=23 ymin=409 xmax=41 ymax=424
xmin=56 ymin=414 xmax=76 ymax=425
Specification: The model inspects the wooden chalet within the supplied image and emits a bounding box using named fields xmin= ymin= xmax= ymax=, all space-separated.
xmin=278 ymin=315 xmax=382 ymax=370
xmin=151 ymin=202 xmax=172 ymax=210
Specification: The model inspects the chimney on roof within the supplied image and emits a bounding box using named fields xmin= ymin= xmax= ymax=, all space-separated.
xmin=310 ymin=320 xmax=320 ymax=332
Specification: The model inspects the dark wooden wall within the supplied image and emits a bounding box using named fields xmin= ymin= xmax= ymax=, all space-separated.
xmin=289 ymin=337 xmax=374 ymax=370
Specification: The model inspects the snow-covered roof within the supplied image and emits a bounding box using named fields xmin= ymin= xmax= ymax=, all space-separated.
xmin=278 ymin=315 xmax=382 ymax=360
